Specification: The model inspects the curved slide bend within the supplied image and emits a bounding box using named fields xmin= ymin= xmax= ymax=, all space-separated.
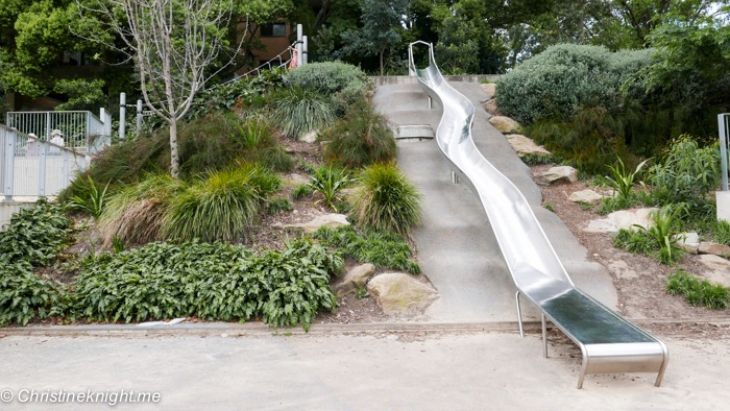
xmin=408 ymin=41 xmax=668 ymax=389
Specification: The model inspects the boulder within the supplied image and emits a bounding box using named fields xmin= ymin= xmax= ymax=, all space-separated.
xmin=675 ymin=232 xmax=700 ymax=254
xmin=505 ymin=134 xmax=551 ymax=158
xmin=283 ymin=173 xmax=311 ymax=188
xmin=480 ymin=83 xmax=497 ymax=100
xmin=699 ymin=255 xmax=730 ymax=287
xmin=583 ymin=208 xmax=657 ymax=233
xmin=335 ymin=263 xmax=376 ymax=293
xmin=488 ymin=116 xmax=522 ymax=134
xmin=299 ymin=130 xmax=318 ymax=143
xmin=367 ymin=273 xmax=439 ymax=314
xmin=699 ymin=242 xmax=730 ymax=258
xmin=534 ymin=166 xmax=578 ymax=186
xmin=273 ymin=213 xmax=350 ymax=234
xmin=568 ymin=190 xmax=603 ymax=206
xmin=482 ymin=99 xmax=503 ymax=116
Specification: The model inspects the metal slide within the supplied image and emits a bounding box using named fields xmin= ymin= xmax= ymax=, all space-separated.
xmin=407 ymin=41 xmax=669 ymax=389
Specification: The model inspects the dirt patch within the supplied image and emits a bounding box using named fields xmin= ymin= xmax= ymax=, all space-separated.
xmin=534 ymin=164 xmax=730 ymax=327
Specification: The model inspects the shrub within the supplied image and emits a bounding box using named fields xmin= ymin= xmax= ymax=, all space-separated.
xmin=497 ymin=45 xmax=654 ymax=125
xmin=667 ymin=270 xmax=730 ymax=309
xmin=0 ymin=200 xmax=73 ymax=266
xmin=284 ymin=62 xmax=369 ymax=107
xmin=320 ymin=103 xmax=397 ymax=168
xmin=648 ymin=135 xmax=720 ymax=208
xmin=186 ymin=67 xmax=287 ymax=120
xmin=274 ymin=87 xmax=336 ymax=139
xmin=72 ymin=239 xmax=342 ymax=329
xmin=309 ymin=166 xmax=350 ymax=212
xmin=526 ymin=107 xmax=639 ymax=174
xmin=314 ymin=226 xmax=420 ymax=274
xmin=70 ymin=114 xmax=293 ymax=190
xmin=0 ymin=261 xmax=67 ymax=326
xmin=163 ymin=166 xmax=281 ymax=242
xmin=351 ymin=163 xmax=421 ymax=234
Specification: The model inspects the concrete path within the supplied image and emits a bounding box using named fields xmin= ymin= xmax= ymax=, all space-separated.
xmin=0 ymin=333 xmax=727 ymax=410
xmin=373 ymin=82 xmax=615 ymax=323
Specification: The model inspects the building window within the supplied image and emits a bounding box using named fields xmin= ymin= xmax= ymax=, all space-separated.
xmin=260 ymin=23 xmax=287 ymax=38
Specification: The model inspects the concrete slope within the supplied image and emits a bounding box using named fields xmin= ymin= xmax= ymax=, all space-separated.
xmin=373 ymin=84 xmax=615 ymax=323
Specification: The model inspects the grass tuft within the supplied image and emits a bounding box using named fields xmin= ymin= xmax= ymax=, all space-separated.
xmin=351 ymin=163 xmax=421 ymax=235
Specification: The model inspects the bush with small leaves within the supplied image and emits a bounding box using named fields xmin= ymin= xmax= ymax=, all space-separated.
xmin=648 ymin=135 xmax=720 ymax=209
xmin=320 ymin=102 xmax=397 ymax=168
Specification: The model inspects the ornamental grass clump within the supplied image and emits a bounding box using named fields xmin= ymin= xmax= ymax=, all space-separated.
xmin=666 ymin=270 xmax=730 ymax=309
xmin=274 ymin=87 xmax=336 ymax=139
xmin=162 ymin=165 xmax=280 ymax=242
xmin=99 ymin=174 xmax=186 ymax=246
xmin=351 ymin=163 xmax=421 ymax=235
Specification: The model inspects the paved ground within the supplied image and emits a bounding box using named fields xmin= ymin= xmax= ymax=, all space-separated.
xmin=0 ymin=333 xmax=728 ymax=410
xmin=373 ymin=82 xmax=615 ymax=322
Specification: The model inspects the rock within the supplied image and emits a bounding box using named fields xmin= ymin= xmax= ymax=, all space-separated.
xmin=299 ymin=130 xmax=318 ymax=143
xmin=505 ymin=134 xmax=551 ymax=158
xmin=367 ymin=273 xmax=439 ymax=314
xmin=699 ymin=255 xmax=730 ymax=287
xmin=675 ymin=232 xmax=700 ymax=254
xmin=273 ymin=213 xmax=350 ymax=234
xmin=335 ymin=263 xmax=376 ymax=293
xmin=488 ymin=116 xmax=522 ymax=134
xmin=583 ymin=208 xmax=657 ymax=233
xmin=607 ymin=260 xmax=638 ymax=280
xmin=480 ymin=83 xmax=497 ymax=100
xmin=283 ymin=173 xmax=311 ymax=188
xmin=482 ymin=99 xmax=503 ymax=116
xmin=699 ymin=242 xmax=730 ymax=258
xmin=534 ymin=166 xmax=578 ymax=186
xmin=568 ymin=190 xmax=604 ymax=206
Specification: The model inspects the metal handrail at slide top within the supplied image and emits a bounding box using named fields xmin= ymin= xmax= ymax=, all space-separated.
xmin=407 ymin=40 xmax=668 ymax=389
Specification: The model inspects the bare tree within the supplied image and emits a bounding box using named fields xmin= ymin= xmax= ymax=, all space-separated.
xmin=78 ymin=0 xmax=246 ymax=178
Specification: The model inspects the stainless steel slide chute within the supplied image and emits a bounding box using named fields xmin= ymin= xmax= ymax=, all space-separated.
xmin=408 ymin=41 xmax=668 ymax=389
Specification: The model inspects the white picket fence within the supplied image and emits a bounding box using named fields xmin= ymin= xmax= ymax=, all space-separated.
xmin=1 ymin=109 xmax=111 ymax=200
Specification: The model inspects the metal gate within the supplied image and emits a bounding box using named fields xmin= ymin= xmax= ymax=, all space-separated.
xmin=2 ymin=109 xmax=112 ymax=200
xmin=6 ymin=110 xmax=112 ymax=157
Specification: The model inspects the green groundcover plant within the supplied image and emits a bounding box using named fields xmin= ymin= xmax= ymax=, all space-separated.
xmin=1 ymin=239 xmax=343 ymax=330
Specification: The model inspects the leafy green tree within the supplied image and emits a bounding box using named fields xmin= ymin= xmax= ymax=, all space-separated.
xmin=339 ymin=0 xmax=408 ymax=75
xmin=0 ymin=1 xmax=116 ymax=98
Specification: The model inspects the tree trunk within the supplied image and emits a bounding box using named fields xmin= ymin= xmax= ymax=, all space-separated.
xmin=169 ymin=118 xmax=180 ymax=179
xmin=379 ymin=48 xmax=385 ymax=76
